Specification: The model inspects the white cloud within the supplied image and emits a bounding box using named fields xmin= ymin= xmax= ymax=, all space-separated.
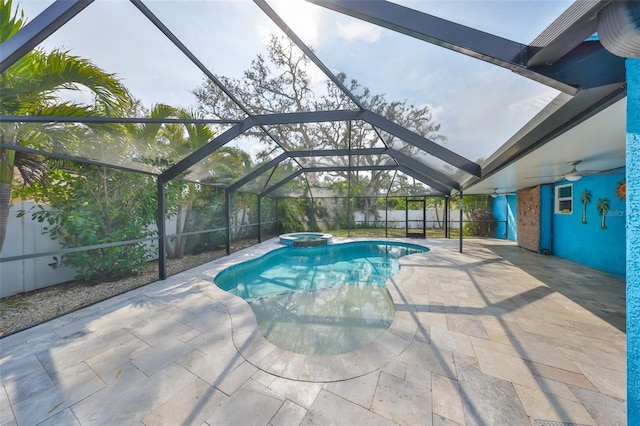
xmin=264 ymin=0 xmax=321 ymax=47
xmin=506 ymin=89 xmax=560 ymax=119
xmin=336 ymin=21 xmax=382 ymax=43
xmin=419 ymin=103 xmax=445 ymax=124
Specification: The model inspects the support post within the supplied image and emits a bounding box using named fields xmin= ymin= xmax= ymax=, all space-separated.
xmin=627 ymin=57 xmax=640 ymax=423
xmin=385 ymin=195 xmax=388 ymax=239
xmin=157 ymin=179 xmax=166 ymax=280
xmin=347 ymin=121 xmax=352 ymax=238
xmin=258 ymin=195 xmax=262 ymax=243
xmin=275 ymin=198 xmax=279 ymax=235
xmin=459 ymin=191 xmax=463 ymax=253
xmin=444 ymin=195 xmax=449 ymax=238
xmin=405 ymin=196 xmax=408 ymax=237
xmin=422 ymin=196 xmax=426 ymax=237
xmin=225 ymin=190 xmax=231 ymax=255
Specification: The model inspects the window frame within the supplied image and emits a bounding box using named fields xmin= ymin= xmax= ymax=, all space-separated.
xmin=555 ymin=183 xmax=573 ymax=214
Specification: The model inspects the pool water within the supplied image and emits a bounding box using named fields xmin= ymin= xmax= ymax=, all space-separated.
xmin=215 ymin=241 xmax=428 ymax=355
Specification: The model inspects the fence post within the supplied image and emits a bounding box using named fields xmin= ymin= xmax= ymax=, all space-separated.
xmin=225 ymin=190 xmax=231 ymax=255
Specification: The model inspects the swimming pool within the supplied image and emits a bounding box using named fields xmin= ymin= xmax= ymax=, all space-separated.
xmin=214 ymin=241 xmax=428 ymax=355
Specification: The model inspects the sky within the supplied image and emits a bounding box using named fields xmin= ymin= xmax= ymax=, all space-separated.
xmin=17 ymin=0 xmax=573 ymax=165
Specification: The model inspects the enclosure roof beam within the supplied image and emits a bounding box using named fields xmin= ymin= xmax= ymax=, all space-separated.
xmin=260 ymin=169 xmax=305 ymax=197
xmin=259 ymin=165 xmax=399 ymax=197
xmin=303 ymin=165 xmax=399 ymax=173
xmin=227 ymin=148 xmax=389 ymax=192
xmin=160 ymin=118 xmax=256 ymax=183
xmin=161 ymin=110 xmax=365 ymax=183
xmin=526 ymin=1 xmax=610 ymax=67
xmin=252 ymin=110 xmax=364 ymax=125
xmin=132 ymin=0 xmax=325 ymax=174
xmin=396 ymin=166 xmax=450 ymax=195
xmin=0 ymin=142 xmax=159 ymax=177
xmin=162 ymin=109 xmax=475 ymax=185
xmin=306 ymin=0 xmax=525 ymax=67
xmin=130 ymin=0 xmax=252 ymax=119
xmin=287 ymin=147 xmax=388 ymax=157
xmin=386 ymin=149 xmax=460 ymax=190
xmin=306 ymin=0 xmax=625 ymax=94
xmin=254 ymin=0 xmax=366 ymax=110
xmin=0 ymin=115 xmax=242 ymax=125
xmin=0 ymin=0 xmax=93 ymax=73
xmin=226 ymin=152 xmax=290 ymax=193
xmin=361 ymin=110 xmax=481 ymax=177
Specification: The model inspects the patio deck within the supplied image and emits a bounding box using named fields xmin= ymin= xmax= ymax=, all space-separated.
xmin=0 ymin=238 xmax=626 ymax=425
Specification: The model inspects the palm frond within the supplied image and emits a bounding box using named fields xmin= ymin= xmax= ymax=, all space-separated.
xmin=3 ymin=49 xmax=134 ymax=116
xmin=14 ymin=151 xmax=47 ymax=186
xmin=0 ymin=0 xmax=24 ymax=43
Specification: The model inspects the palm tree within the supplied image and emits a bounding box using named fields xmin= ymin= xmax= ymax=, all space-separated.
xmin=0 ymin=0 xmax=133 ymax=253
xmin=596 ymin=198 xmax=610 ymax=230
xmin=157 ymin=108 xmax=219 ymax=258
xmin=580 ymin=189 xmax=591 ymax=224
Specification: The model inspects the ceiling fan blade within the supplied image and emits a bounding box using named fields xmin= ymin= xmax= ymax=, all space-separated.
xmin=587 ymin=170 xmax=625 ymax=175
xmin=524 ymin=175 xmax=561 ymax=179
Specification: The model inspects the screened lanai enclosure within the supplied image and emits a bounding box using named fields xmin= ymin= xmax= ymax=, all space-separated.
xmin=0 ymin=0 xmax=629 ymax=297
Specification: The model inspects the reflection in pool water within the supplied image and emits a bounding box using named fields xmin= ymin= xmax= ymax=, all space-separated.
xmin=214 ymin=241 xmax=428 ymax=355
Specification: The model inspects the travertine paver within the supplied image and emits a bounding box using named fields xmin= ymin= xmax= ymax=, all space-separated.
xmin=0 ymin=238 xmax=627 ymax=425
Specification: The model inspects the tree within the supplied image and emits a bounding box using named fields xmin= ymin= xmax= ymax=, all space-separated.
xmin=0 ymin=0 xmax=133 ymax=253
xmin=16 ymin=164 xmax=158 ymax=282
xmin=597 ymin=198 xmax=610 ymax=230
xmin=193 ymin=35 xmax=445 ymax=222
xmin=427 ymin=196 xmax=444 ymax=228
xmin=580 ymin=189 xmax=591 ymax=224
xmin=156 ymin=109 xmax=218 ymax=258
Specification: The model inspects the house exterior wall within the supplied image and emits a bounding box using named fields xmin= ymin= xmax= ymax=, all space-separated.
xmin=516 ymin=186 xmax=541 ymax=252
xmin=552 ymin=171 xmax=626 ymax=277
xmin=493 ymin=194 xmax=517 ymax=242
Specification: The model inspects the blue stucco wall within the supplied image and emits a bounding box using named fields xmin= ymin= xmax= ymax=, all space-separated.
xmin=552 ymin=172 xmax=626 ymax=276
xmin=627 ymin=57 xmax=640 ymax=424
xmin=493 ymin=194 xmax=517 ymax=241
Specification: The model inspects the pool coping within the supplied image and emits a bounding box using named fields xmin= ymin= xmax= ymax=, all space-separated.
xmin=207 ymin=237 xmax=430 ymax=382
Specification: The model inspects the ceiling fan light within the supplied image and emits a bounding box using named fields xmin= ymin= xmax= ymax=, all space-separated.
xmin=565 ymin=173 xmax=582 ymax=181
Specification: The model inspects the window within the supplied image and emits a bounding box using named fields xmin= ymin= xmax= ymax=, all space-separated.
xmin=555 ymin=184 xmax=573 ymax=214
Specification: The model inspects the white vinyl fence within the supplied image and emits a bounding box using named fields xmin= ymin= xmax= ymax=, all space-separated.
xmin=0 ymin=202 xmax=247 ymax=298
xmin=353 ymin=209 xmax=462 ymax=228
xmin=0 ymin=202 xmax=77 ymax=298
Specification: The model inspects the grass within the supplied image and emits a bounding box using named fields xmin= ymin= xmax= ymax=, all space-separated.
xmin=324 ymin=228 xmax=461 ymax=238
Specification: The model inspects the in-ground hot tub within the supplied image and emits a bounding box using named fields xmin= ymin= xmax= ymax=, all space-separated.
xmin=279 ymin=232 xmax=333 ymax=247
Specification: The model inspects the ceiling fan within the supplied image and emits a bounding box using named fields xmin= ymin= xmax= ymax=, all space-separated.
xmin=562 ymin=161 xmax=589 ymax=181
xmin=529 ymin=160 xmax=624 ymax=182
xmin=490 ymin=187 xmax=518 ymax=197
